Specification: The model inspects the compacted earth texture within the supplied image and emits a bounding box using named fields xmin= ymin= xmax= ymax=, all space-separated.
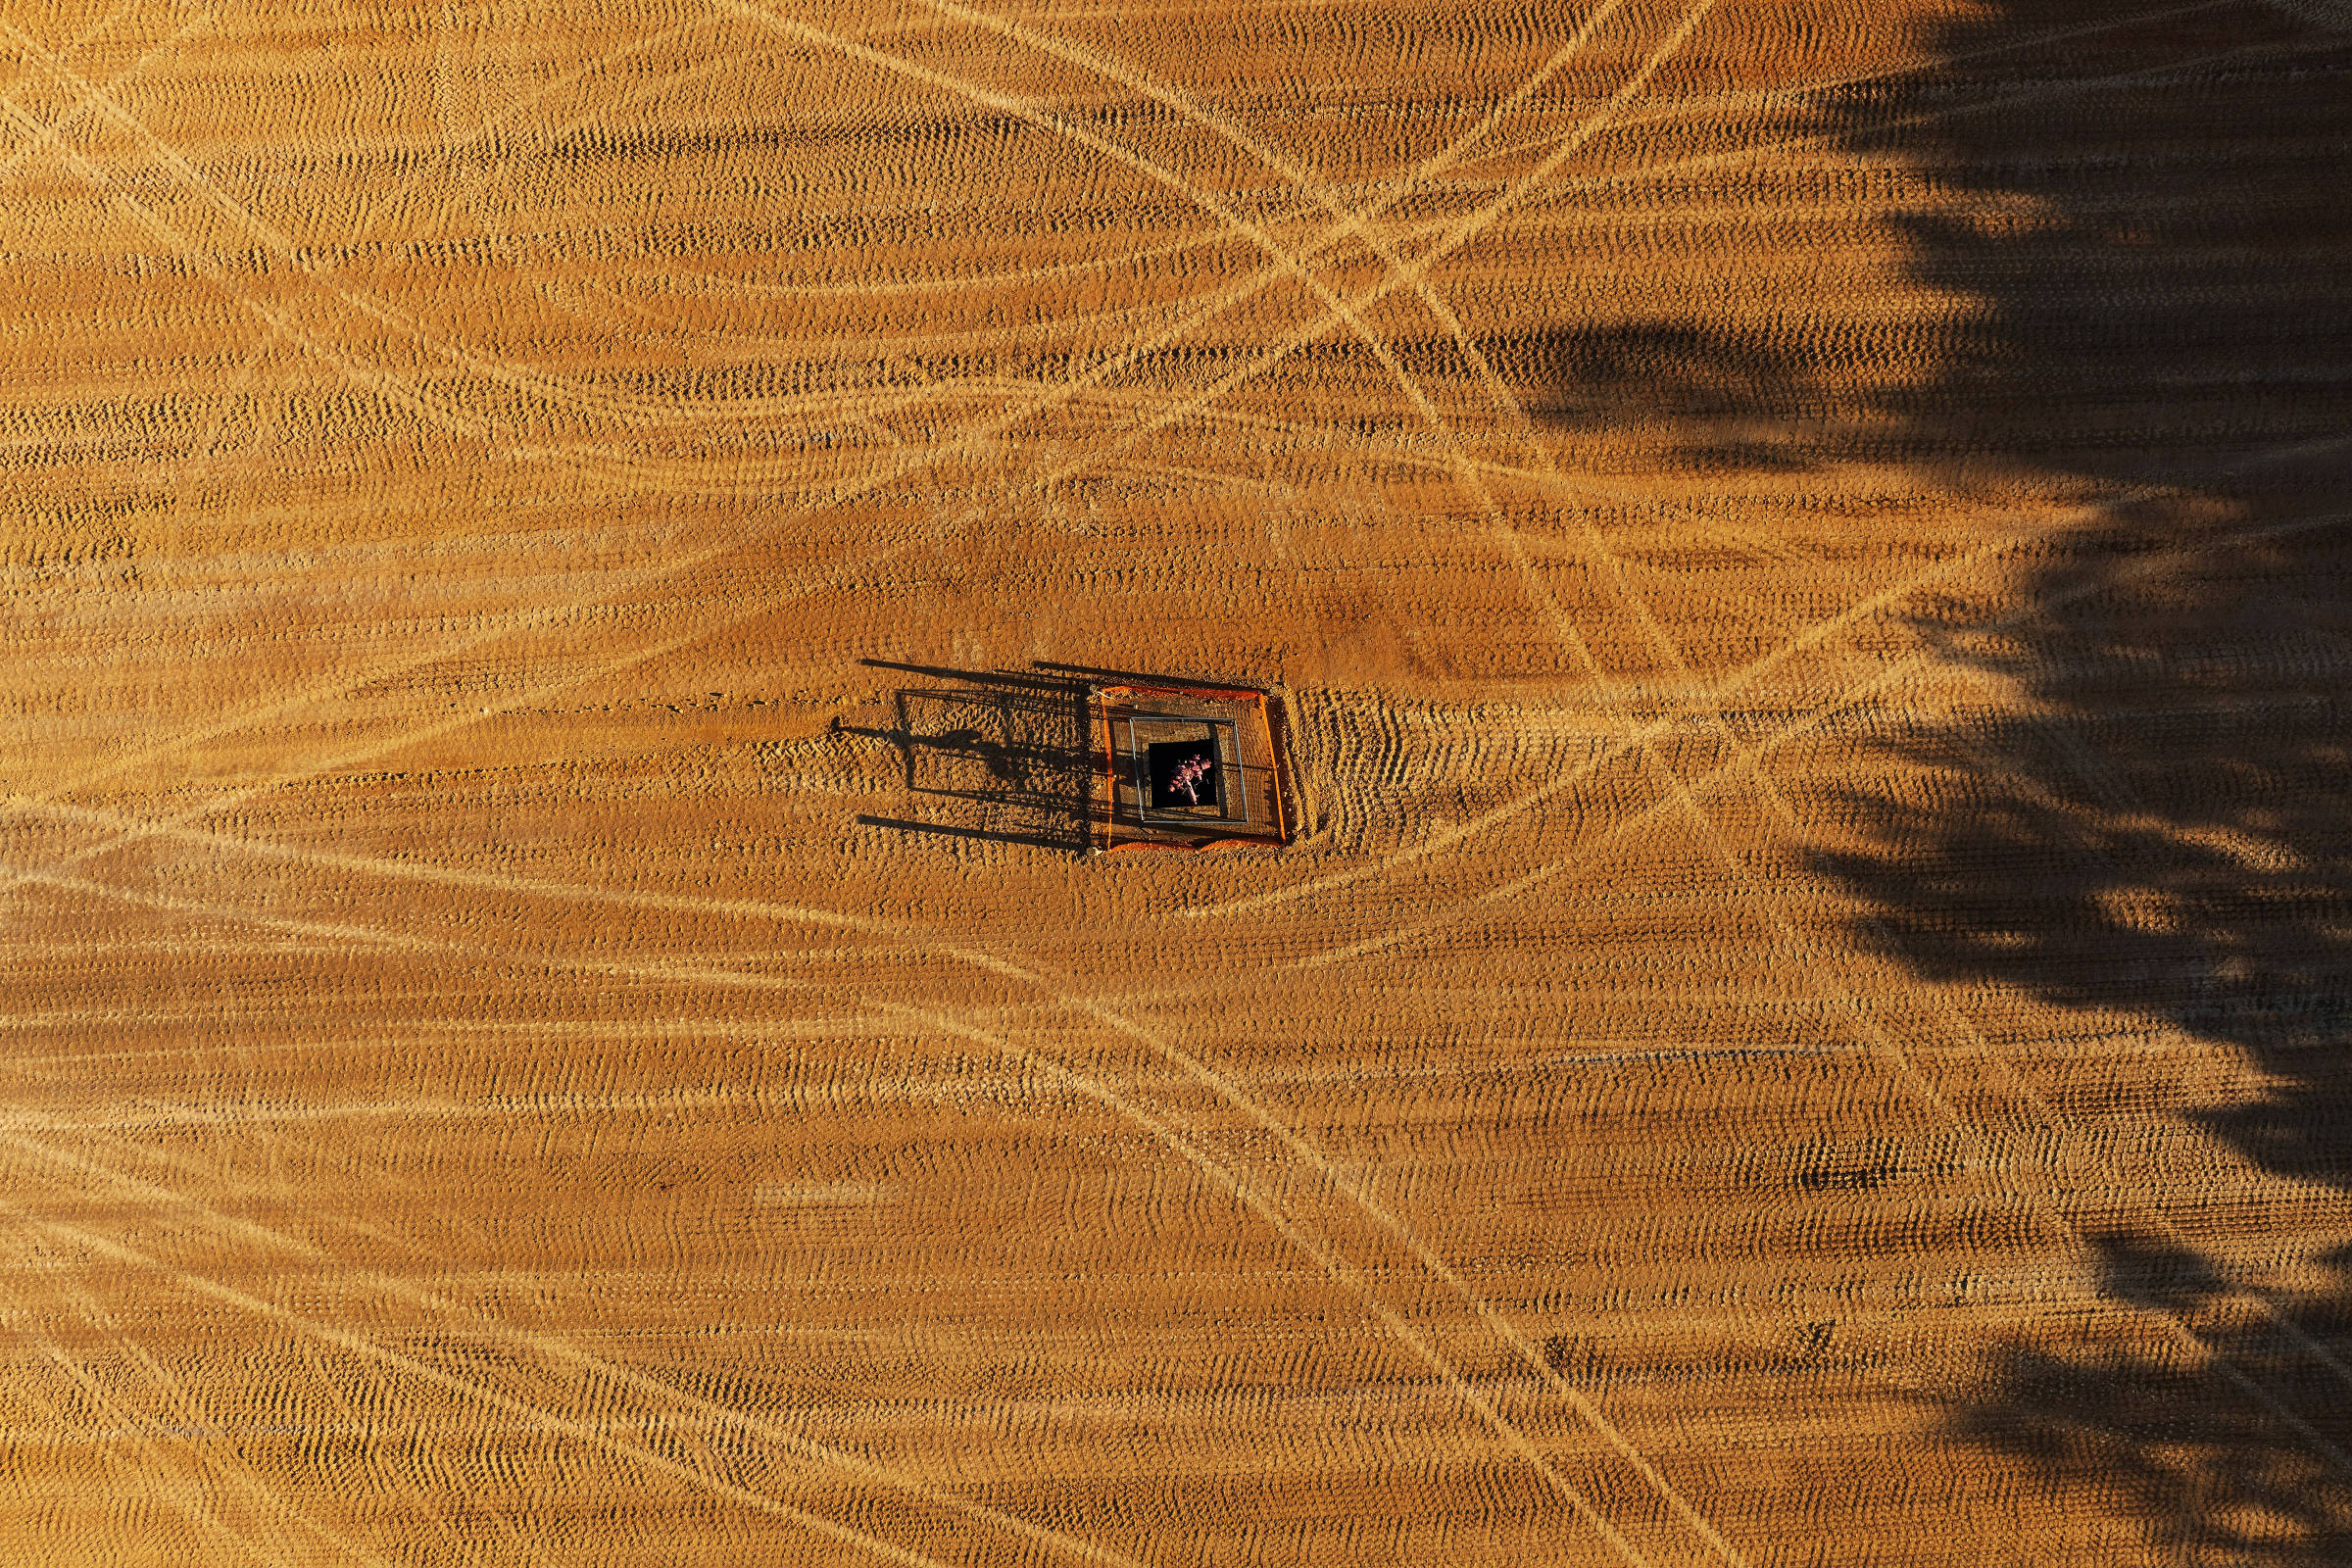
xmin=5 ymin=0 xmax=2352 ymax=1563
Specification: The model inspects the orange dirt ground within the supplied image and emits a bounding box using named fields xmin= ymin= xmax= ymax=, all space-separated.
xmin=5 ymin=1 xmax=2351 ymax=1562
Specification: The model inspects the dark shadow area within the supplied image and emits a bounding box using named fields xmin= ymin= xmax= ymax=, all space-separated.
xmin=1487 ymin=322 xmax=1827 ymax=470
xmin=848 ymin=662 xmax=1097 ymax=855
xmin=1754 ymin=3 xmax=2352 ymax=1556
xmin=1950 ymin=1228 xmax=2352 ymax=1564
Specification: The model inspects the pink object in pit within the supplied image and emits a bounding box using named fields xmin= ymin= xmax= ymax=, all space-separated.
xmin=1170 ymin=754 xmax=1212 ymax=805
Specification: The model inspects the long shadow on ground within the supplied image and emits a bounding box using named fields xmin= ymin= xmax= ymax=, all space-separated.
xmin=847 ymin=661 xmax=1098 ymax=854
xmin=1801 ymin=4 xmax=2352 ymax=1558
xmin=1516 ymin=2 xmax=2352 ymax=1556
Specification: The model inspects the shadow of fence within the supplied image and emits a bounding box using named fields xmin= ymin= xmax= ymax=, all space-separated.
xmin=849 ymin=662 xmax=1097 ymax=855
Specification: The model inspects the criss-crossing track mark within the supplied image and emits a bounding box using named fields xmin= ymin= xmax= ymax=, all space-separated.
xmin=0 ymin=1123 xmax=1152 ymax=1568
xmin=1275 ymin=14 xmax=2352 ymax=1478
xmin=1233 ymin=498 xmax=2352 ymax=1431
xmin=1 ymin=17 xmax=866 ymax=443
xmin=14 ymin=493 xmax=2332 ymax=1560
xmin=1174 ymin=24 xmax=2342 ymax=925
xmin=0 ymin=10 xmax=210 ymax=189
xmin=11 ymin=6 xmax=1753 ymax=1555
xmin=707 ymin=0 xmax=1592 ymax=589
xmin=1 ymin=1336 xmax=316 ymax=1565
xmin=0 ymin=270 xmax=2079 ymax=1568
xmin=0 ymin=1257 xmax=412 ymax=1568
xmin=0 ymin=516 xmax=2086 ymax=1568
xmin=0 ymin=445 xmax=2183 ymax=1560
xmin=0 ymin=1209 xmax=960 ymax=1568
xmin=906 ymin=1 xmax=1793 ymax=1029
xmin=1137 ymin=16 xmax=2352 ymax=1478
xmin=27 ymin=766 xmax=1761 ymax=1561
xmin=0 ymin=964 xmax=1664 ymax=1565
xmin=2 ymin=793 xmax=1674 ymax=1558
xmin=23 ymin=6 xmax=2352 ymax=1560
xmin=16 ymin=0 xmax=2216 ymax=829
xmin=0 ymin=13 xmax=1556 ymax=808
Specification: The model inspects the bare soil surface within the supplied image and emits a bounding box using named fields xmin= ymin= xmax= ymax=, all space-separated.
xmin=5 ymin=1 xmax=2350 ymax=1562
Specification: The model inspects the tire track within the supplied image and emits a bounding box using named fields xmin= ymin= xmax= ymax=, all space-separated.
xmin=9 ymin=1264 xmax=417 ymax=1568
xmin=1229 ymin=502 xmax=2352 ymax=1447
xmin=0 ymin=1316 xmax=327 ymax=1566
xmin=1180 ymin=513 xmax=2072 ymax=919
xmin=14 ymin=1 xmax=1728 ymax=848
xmin=17 ymin=8 xmax=1754 ymax=1550
xmin=0 ymin=74 xmax=500 ymax=446
xmin=14 ymin=0 xmax=1710 ymax=820
xmin=0 ymin=1131 xmax=1146 ymax=1568
xmin=2 ymin=989 xmax=1662 ymax=1568
xmin=1265 ymin=23 xmax=2352 ymax=1478
xmin=0 ymin=1210 xmax=963 ymax=1568
xmin=9 ymin=428 xmax=2235 ymax=1568
xmin=1 ymin=18 xmax=863 ymax=439
xmin=4 ymin=357 xmax=2142 ymax=1568
xmin=31 ymin=21 xmax=2314 ymax=1560
xmin=1021 ymin=21 xmax=2318 ymax=856
xmin=708 ymin=0 xmax=1549 ymax=564
xmin=874 ymin=1000 xmax=1658 ymax=1568
xmin=904 ymin=0 xmax=1757 ymax=923
xmin=1230 ymin=500 xmax=2352 ymax=975
xmin=0 ymin=9 xmax=210 ymax=191
xmin=1 ymin=805 xmax=1677 ymax=1560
